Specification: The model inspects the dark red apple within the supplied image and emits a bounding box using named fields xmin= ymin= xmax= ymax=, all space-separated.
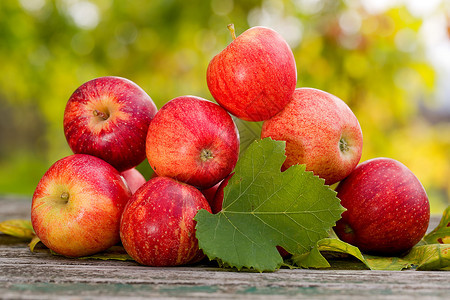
xmin=261 ymin=88 xmax=363 ymax=185
xmin=200 ymin=180 xmax=222 ymax=208
xmin=333 ymin=157 xmax=430 ymax=256
xmin=146 ymin=96 xmax=239 ymax=189
xmin=64 ymin=76 xmax=157 ymax=172
xmin=31 ymin=154 xmax=131 ymax=257
xmin=210 ymin=173 xmax=233 ymax=214
xmin=121 ymin=168 xmax=146 ymax=194
xmin=120 ymin=176 xmax=212 ymax=266
xmin=207 ymin=25 xmax=297 ymax=122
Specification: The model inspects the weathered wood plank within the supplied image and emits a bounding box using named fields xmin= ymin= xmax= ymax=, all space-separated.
xmin=1 ymin=196 xmax=449 ymax=299
xmin=0 ymin=195 xmax=31 ymax=222
xmin=1 ymin=244 xmax=450 ymax=299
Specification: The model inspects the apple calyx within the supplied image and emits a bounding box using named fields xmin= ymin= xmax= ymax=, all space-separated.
xmin=227 ymin=24 xmax=236 ymax=40
xmin=339 ymin=138 xmax=350 ymax=153
xmin=93 ymin=109 xmax=109 ymax=121
xmin=200 ymin=149 xmax=214 ymax=162
xmin=60 ymin=191 xmax=70 ymax=204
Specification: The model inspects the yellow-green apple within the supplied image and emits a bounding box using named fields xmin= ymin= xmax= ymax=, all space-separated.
xmin=261 ymin=88 xmax=363 ymax=185
xmin=146 ymin=96 xmax=239 ymax=189
xmin=120 ymin=176 xmax=211 ymax=266
xmin=31 ymin=154 xmax=131 ymax=257
xmin=121 ymin=168 xmax=146 ymax=194
xmin=333 ymin=157 xmax=430 ymax=255
xmin=206 ymin=25 xmax=297 ymax=122
xmin=63 ymin=76 xmax=157 ymax=172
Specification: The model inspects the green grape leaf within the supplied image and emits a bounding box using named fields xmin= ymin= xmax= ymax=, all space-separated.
xmin=293 ymin=238 xmax=368 ymax=269
xmin=232 ymin=117 xmax=262 ymax=157
xmin=29 ymin=235 xmax=42 ymax=252
xmin=292 ymin=232 xmax=450 ymax=271
xmin=292 ymin=238 xmax=414 ymax=271
xmin=0 ymin=219 xmax=35 ymax=239
xmin=403 ymin=244 xmax=450 ymax=270
xmin=423 ymin=206 xmax=450 ymax=244
xmin=291 ymin=244 xmax=331 ymax=269
xmin=366 ymin=243 xmax=450 ymax=271
xmin=363 ymin=254 xmax=413 ymax=271
xmin=195 ymin=138 xmax=345 ymax=272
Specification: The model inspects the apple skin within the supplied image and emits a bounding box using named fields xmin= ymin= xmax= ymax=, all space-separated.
xmin=31 ymin=154 xmax=132 ymax=258
xmin=261 ymin=88 xmax=363 ymax=185
xmin=200 ymin=180 xmax=222 ymax=208
xmin=120 ymin=176 xmax=212 ymax=266
xmin=146 ymin=96 xmax=240 ymax=189
xmin=64 ymin=76 xmax=157 ymax=172
xmin=333 ymin=157 xmax=430 ymax=256
xmin=121 ymin=168 xmax=147 ymax=194
xmin=210 ymin=173 xmax=233 ymax=214
xmin=207 ymin=26 xmax=297 ymax=122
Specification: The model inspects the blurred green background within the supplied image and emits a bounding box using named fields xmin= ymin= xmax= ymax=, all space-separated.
xmin=0 ymin=0 xmax=449 ymax=213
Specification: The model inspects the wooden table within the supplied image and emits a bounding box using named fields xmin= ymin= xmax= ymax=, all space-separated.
xmin=1 ymin=196 xmax=449 ymax=299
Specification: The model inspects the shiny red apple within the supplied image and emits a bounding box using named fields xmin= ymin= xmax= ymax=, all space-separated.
xmin=207 ymin=26 xmax=297 ymax=122
xmin=210 ymin=173 xmax=233 ymax=214
xmin=261 ymin=88 xmax=363 ymax=185
xmin=333 ymin=157 xmax=430 ymax=256
xmin=31 ymin=154 xmax=131 ymax=257
xmin=64 ymin=76 xmax=157 ymax=172
xmin=120 ymin=176 xmax=211 ymax=266
xmin=146 ymin=95 xmax=239 ymax=189
xmin=200 ymin=180 xmax=222 ymax=208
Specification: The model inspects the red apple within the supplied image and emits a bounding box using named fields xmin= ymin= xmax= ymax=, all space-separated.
xmin=121 ymin=168 xmax=147 ymax=194
xmin=31 ymin=154 xmax=131 ymax=257
xmin=333 ymin=157 xmax=430 ymax=256
xmin=210 ymin=173 xmax=233 ymax=214
xmin=261 ymin=88 xmax=363 ymax=185
xmin=200 ymin=180 xmax=222 ymax=208
xmin=63 ymin=76 xmax=157 ymax=172
xmin=146 ymin=96 xmax=239 ymax=189
xmin=207 ymin=25 xmax=297 ymax=122
xmin=120 ymin=176 xmax=212 ymax=266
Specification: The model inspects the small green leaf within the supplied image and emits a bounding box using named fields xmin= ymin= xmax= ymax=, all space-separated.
xmin=29 ymin=235 xmax=41 ymax=252
xmin=404 ymin=244 xmax=450 ymax=270
xmin=363 ymin=254 xmax=412 ymax=271
xmin=195 ymin=138 xmax=345 ymax=272
xmin=317 ymin=238 xmax=367 ymax=263
xmin=292 ymin=238 xmax=413 ymax=271
xmin=0 ymin=219 xmax=35 ymax=239
xmin=292 ymin=235 xmax=450 ymax=271
xmin=291 ymin=245 xmax=331 ymax=269
xmin=423 ymin=206 xmax=450 ymax=244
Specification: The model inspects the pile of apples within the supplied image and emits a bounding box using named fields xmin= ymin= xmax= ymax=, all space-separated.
xmin=31 ymin=25 xmax=430 ymax=266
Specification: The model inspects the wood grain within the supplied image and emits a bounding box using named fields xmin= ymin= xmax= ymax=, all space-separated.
xmin=1 ymin=196 xmax=448 ymax=299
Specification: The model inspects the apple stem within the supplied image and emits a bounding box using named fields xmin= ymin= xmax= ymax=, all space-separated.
xmin=227 ymin=24 xmax=236 ymax=40
xmin=93 ymin=109 xmax=109 ymax=120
